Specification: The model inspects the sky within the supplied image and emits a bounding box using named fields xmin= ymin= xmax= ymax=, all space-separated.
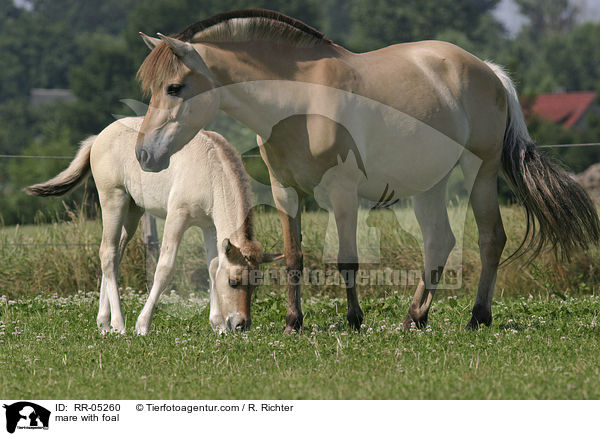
xmin=493 ymin=0 xmax=600 ymax=36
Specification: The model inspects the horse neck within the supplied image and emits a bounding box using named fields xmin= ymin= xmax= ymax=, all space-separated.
xmin=208 ymin=145 xmax=253 ymax=249
xmin=199 ymin=41 xmax=343 ymax=83
xmin=199 ymin=42 xmax=347 ymax=135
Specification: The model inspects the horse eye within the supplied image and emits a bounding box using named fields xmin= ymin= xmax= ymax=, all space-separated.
xmin=228 ymin=278 xmax=239 ymax=287
xmin=166 ymin=84 xmax=184 ymax=96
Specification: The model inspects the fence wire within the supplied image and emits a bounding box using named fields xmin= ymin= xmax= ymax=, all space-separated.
xmin=1 ymin=141 xmax=598 ymax=249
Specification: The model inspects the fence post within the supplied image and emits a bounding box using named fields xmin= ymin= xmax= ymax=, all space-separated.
xmin=141 ymin=213 xmax=159 ymax=288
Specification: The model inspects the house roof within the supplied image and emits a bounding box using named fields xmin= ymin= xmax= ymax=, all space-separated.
xmin=526 ymin=91 xmax=597 ymax=128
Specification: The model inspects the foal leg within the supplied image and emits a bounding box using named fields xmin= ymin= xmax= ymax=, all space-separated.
xmin=97 ymin=201 xmax=142 ymax=331
xmin=135 ymin=210 xmax=188 ymax=335
xmin=466 ymin=168 xmax=506 ymax=330
xmin=403 ymin=176 xmax=455 ymax=330
xmin=330 ymin=186 xmax=363 ymax=330
xmin=201 ymin=225 xmax=220 ymax=325
xmin=97 ymin=189 xmax=131 ymax=333
xmin=202 ymin=225 xmax=218 ymax=277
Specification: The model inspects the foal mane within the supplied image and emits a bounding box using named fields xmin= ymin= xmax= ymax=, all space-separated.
xmin=137 ymin=9 xmax=331 ymax=94
xmin=203 ymin=130 xmax=255 ymax=243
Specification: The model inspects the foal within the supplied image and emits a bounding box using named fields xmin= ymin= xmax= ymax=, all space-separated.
xmin=27 ymin=117 xmax=279 ymax=334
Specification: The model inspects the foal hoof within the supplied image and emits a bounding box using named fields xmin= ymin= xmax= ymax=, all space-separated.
xmin=107 ymin=317 xmax=126 ymax=334
xmin=135 ymin=318 xmax=151 ymax=336
xmin=110 ymin=325 xmax=126 ymax=335
xmin=97 ymin=317 xmax=110 ymax=333
xmin=347 ymin=308 xmax=364 ymax=331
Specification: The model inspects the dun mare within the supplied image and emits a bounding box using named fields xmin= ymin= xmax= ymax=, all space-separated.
xmin=27 ymin=117 xmax=280 ymax=334
xmin=134 ymin=10 xmax=600 ymax=332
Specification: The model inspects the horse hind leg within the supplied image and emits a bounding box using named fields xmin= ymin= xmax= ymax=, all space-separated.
xmin=97 ymin=201 xmax=142 ymax=331
xmin=97 ymin=189 xmax=131 ymax=333
xmin=466 ymin=167 xmax=506 ymax=330
xmin=118 ymin=203 xmax=144 ymax=261
xmin=403 ymin=175 xmax=455 ymax=330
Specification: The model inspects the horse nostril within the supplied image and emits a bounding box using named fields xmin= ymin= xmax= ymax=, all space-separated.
xmin=138 ymin=149 xmax=149 ymax=165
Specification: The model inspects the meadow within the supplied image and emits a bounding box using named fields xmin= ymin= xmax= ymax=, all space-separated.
xmin=1 ymin=205 xmax=600 ymax=399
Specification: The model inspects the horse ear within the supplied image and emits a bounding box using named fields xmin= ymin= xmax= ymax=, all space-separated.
xmin=156 ymin=33 xmax=210 ymax=75
xmin=139 ymin=32 xmax=160 ymax=50
xmin=261 ymin=253 xmax=285 ymax=264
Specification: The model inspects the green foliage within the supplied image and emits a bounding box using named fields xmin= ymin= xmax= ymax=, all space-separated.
xmin=1 ymin=0 xmax=600 ymax=223
xmin=346 ymin=0 xmax=500 ymax=51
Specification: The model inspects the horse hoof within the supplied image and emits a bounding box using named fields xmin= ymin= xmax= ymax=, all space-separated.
xmin=135 ymin=320 xmax=150 ymax=336
xmin=401 ymin=315 xmax=413 ymax=331
xmin=347 ymin=309 xmax=363 ymax=331
xmin=466 ymin=304 xmax=492 ymax=331
xmin=402 ymin=312 xmax=428 ymax=330
xmin=110 ymin=320 xmax=126 ymax=334
xmin=465 ymin=317 xmax=492 ymax=331
xmin=285 ymin=312 xmax=303 ymax=334
xmin=284 ymin=325 xmax=299 ymax=334
xmin=97 ymin=318 xmax=110 ymax=333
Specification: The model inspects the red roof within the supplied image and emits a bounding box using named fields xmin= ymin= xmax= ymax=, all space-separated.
xmin=526 ymin=91 xmax=597 ymax=128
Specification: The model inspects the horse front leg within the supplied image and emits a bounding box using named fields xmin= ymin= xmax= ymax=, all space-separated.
xmin=136 ymin=210 xmax=188 ymax=335
xmin=270 ymin=179 xmax=304 ymax=333
xmin=277 ymin=207 xmax=304 ymax=333
xmin=330 ymin=185 xmax=363 ymax=330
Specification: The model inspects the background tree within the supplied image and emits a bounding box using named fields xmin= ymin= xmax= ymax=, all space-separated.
xmin=1 ymin=0 xmax=599 ymax=224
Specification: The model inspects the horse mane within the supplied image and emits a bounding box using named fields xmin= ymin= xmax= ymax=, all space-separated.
xmin=137 ymin=9 xmax=331 ymax=94
xmin=180 ymin=9 xmax=331 ymax=46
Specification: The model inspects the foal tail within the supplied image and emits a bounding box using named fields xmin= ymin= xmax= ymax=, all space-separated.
xmin=25 ymin=135 xmax=95 ymax=197
xmin=486 ymin=61 xmax=600 ymax=262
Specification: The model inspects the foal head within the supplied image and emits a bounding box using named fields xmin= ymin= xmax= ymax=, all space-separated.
xmin=209 ymin=238 xmax=282 ymax=333
xmin=136 ymin=34 xmax=219 ymax=172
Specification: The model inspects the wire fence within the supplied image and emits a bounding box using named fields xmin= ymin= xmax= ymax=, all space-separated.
xmin=1 ymin=141 xmax=598 ymax=249
xmin=1 ymin=142 xmax=600 ymax=159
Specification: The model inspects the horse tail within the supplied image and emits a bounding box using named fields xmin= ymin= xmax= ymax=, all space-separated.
xmin=25 ymin=135 xmax=95 ymax=197
xmin=486 ymin=61 xmax=600 ymax=262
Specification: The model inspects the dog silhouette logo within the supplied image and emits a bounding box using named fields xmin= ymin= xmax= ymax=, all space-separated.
xmin=3 ymin=402 xmax=50 ymax=433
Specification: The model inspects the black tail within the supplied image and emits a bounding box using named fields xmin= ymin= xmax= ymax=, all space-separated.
xmin=487 ymin=62 xmax=600 ymax=262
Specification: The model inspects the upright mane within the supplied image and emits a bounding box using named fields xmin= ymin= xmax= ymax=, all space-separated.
xmin=137 ymin=9 xmax=331 ymax=94
xmin=203 ymin=130 xmax=255 ymax=243
xmin=179 ymin=9 xmax=331 ymax=46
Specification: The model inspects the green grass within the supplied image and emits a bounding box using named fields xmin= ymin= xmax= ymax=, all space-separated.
xmin=2 ymin=205 xmax=600 ymax=298
xmin=1 ymin=291 xmax=599 ymax=399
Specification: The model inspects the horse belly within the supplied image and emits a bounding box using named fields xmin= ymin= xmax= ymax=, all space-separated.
xmin=125 ymin=171 xmax=171 ymax=218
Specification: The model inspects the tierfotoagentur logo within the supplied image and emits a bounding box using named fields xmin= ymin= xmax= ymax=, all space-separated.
xmin=2 ymin=402 xmax=50 ymax=433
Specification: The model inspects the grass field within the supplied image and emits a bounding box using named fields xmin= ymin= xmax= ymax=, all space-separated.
xmin=1 ymin=291 xmax=599 ymax=399
xmin=1 ymin=205 xmax=600 ymax=399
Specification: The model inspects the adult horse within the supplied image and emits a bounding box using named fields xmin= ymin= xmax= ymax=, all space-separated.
xmin=134 ymin=9 xmax=600 ymax=332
